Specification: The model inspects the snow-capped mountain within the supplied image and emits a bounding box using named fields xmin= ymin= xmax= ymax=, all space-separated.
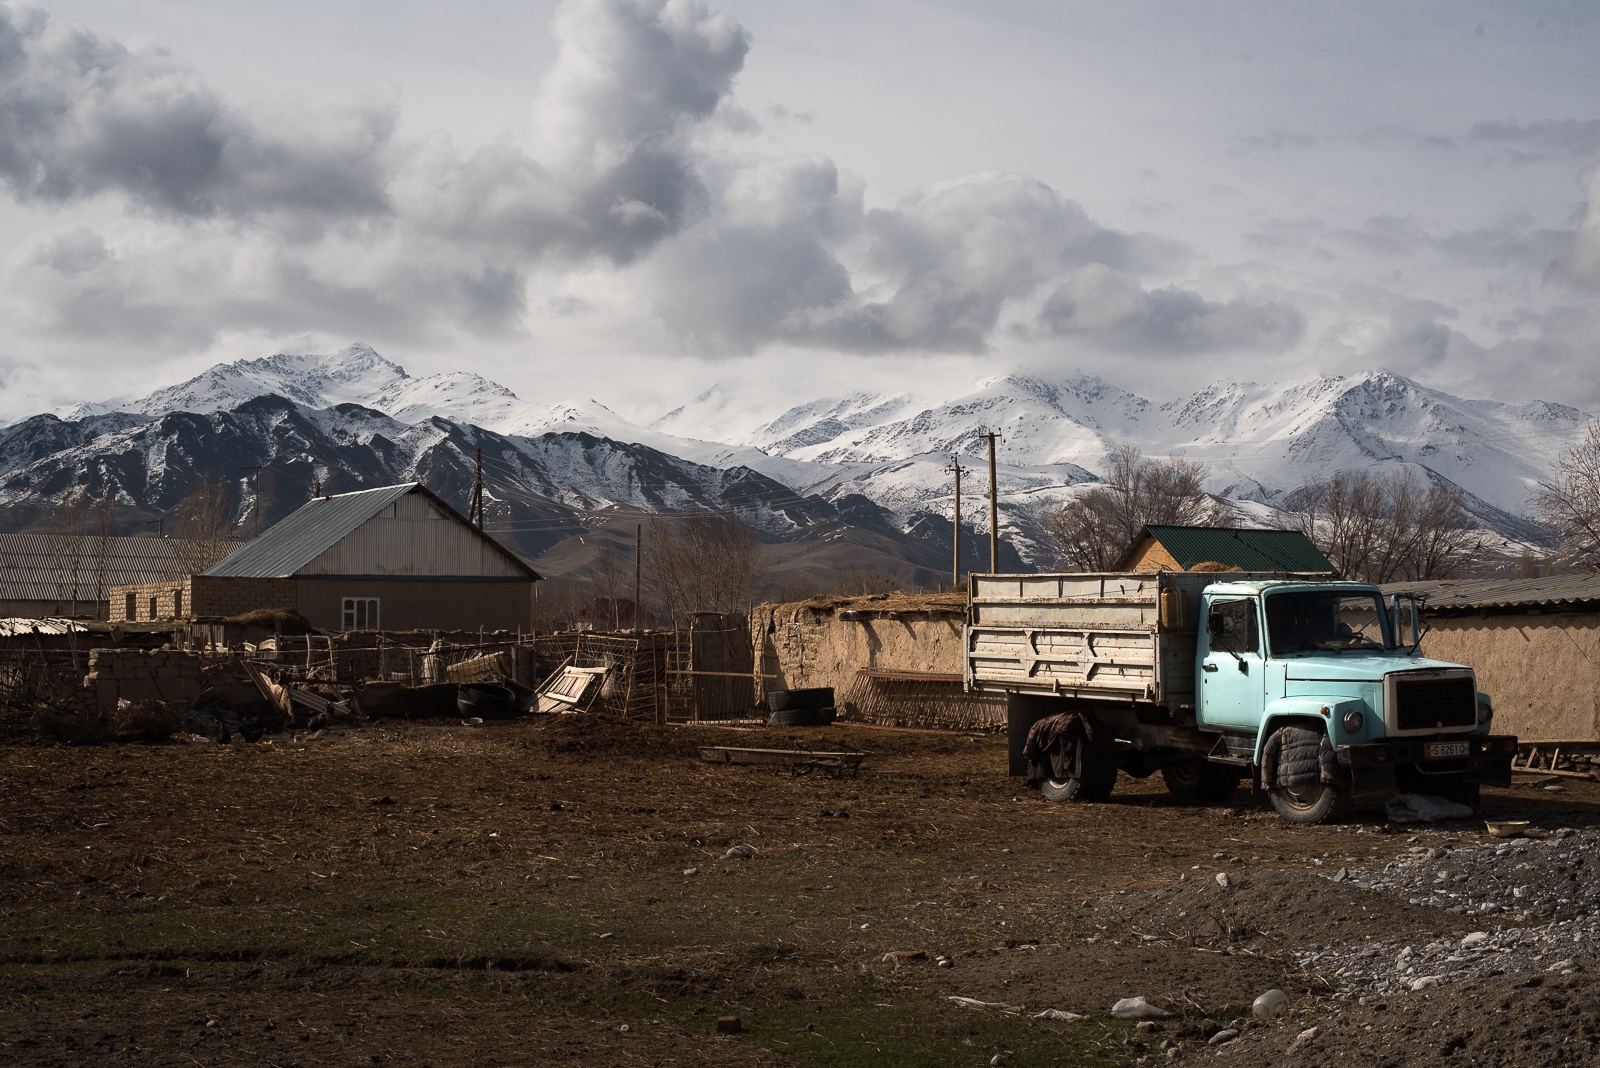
xmin=3 ymin=342 xmax=1591 ymax=578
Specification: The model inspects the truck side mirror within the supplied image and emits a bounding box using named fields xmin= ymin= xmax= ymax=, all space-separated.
xmin=1206 ymin=612 xmax=1224 ymax=637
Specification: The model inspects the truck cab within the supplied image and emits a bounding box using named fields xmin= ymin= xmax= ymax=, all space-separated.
xmin=1194 ymin=579 xmax=1512 ymax=821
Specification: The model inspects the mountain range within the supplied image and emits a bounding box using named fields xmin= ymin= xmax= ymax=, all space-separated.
xmin=5 ymin=342 xmax=1589 ymax=591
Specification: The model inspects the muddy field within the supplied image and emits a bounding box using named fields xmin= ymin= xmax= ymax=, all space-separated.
xmin=2 ymin=717 xmax=1597 ymax=1067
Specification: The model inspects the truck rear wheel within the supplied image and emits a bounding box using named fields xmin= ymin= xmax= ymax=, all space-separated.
xmin=1161 ymin=760 xmax=1242 ymax=803
xmin=1269 ymin=780 xmax=1342 ymax=825
xmin=1037 ymin=720 xmax=1117 ymax=803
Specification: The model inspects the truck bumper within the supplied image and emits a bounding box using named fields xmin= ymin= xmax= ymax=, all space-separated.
xmin=1335 ymin=734 xmax=1517 ymax=788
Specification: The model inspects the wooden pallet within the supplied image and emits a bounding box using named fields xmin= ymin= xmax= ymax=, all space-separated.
xmin=1513 ymin=740 xmax=1600 ymax=780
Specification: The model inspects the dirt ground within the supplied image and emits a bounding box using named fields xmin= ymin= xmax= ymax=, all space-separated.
xmin=2 ymin=717 xmax=1597 ymax=1067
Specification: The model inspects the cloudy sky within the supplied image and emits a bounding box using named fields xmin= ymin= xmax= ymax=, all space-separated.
xmin=0 ymin=0 xmax=1597 ymax=424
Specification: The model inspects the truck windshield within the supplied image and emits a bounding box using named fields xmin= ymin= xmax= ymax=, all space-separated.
xmin=1265 ymin=590 xmax=1391 ymax=655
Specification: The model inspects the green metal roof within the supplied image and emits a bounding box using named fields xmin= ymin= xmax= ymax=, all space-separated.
xmin=1123 ymin=525 xmax=1336 ymax=573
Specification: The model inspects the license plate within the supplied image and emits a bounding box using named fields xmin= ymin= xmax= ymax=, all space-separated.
xmin=1424 ymin=741 xmax=1469 ymax=760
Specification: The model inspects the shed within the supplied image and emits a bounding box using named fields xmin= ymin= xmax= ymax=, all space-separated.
xmin=0 ymin=534 xmax=186 ymax=619
xmin=110 ymin=483 xmax=541 ymax=632
xmin=1117 ymin=525 xmax=1336 ymax=573
xmin=1383 ymin=574 xmax=1600 ymax=743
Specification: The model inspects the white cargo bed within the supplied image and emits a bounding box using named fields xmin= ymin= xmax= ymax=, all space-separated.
xmin=964 ymin=571 xmax=1299 ymax=709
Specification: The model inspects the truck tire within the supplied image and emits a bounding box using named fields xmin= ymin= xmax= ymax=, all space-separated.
xmin=1161 ymin=760 xmax=1243 ymax=804
xmin=768 ymin=706 xmax=836 ymax=727
xmin=1037 ymin=719 xmax=1117 ymax=803
xmin=1269 ymin=780 xmax=1342 ymax=825
xmin=767 ymin=687 xmax=834 ymax=712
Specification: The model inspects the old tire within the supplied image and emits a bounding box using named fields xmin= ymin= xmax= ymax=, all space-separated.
xmin=1269 ymin=780 xmax=1342 ymax=825
xmin=767 ymin=687 xmax=834 ymax=712
xmin=768 ymin=706 xmax=836 ymax=727
xmin=457 ymin=683 xmax=518 ymax=718
xmin=1161 ymin=760 xmax=1243 ymax=804
xmin=1037 ymin=719 xmax=1118 ymax=803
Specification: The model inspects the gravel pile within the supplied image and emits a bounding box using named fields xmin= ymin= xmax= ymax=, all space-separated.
xmin=1296 ymin=827 xmax=1600 ymax=997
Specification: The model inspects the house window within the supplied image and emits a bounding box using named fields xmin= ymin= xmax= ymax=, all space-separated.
xmin=125 ymin=593 xmax=136 ymax=620
xmin=342 ymin=597 xmax=380 ymax=631
xmin=173 ymin=589 xmax=183 ymax=617
xmin=148 ymin=596 xmax=158 ymax=620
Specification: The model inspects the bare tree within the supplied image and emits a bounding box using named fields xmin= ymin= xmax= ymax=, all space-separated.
xmin=1293 ymin=469 xmax=1483 ymax=583
xmin=1041 ymin=447 xmax=1220 ymax=571
xmin=1531 ymin=421 xmax=1600 ymax=570
xmin=646 ymin=509 xmax=764 ymax=626
xmin=172 ymin=471 xmax=240 ymax=577
xmin=588 ymin=540 xmax=628 ymax=630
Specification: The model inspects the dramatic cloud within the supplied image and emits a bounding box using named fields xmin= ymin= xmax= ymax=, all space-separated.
xmin=0 ymin=6 xmax=395 ymax=231
xmin=0 ymin=0 xmax=1596 ymax=413
xmin=1038 ymin=264 xmax=1304 ymax=356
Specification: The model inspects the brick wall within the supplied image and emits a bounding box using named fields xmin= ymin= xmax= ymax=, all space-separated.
xmin=109 ymin=577 xmax=296 ymax=621
xmin=82 ymin=647 xmax=203 ymax=713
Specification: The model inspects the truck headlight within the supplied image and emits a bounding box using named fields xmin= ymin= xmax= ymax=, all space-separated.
xmin=1341 ymin=709 xmax=1365 ymax=735
xmin=1477 ymin=698 xmax=1493 ymax=726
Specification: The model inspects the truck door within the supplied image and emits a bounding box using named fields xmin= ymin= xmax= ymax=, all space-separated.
xmin=1198 ymin=597 xmax=1267 ymax=730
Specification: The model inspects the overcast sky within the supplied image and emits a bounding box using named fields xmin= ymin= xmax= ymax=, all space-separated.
xmin=1 ymin=0 xmax=1597 ymax=424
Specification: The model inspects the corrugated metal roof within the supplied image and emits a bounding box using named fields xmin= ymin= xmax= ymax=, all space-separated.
xmin=1383 ymin=574 xmax=1600 ymax=613
xmin=0 ymin=534 xmax=188 ymax=601
xmin=0 ymin=617 xmax=90 ymax=636
xmin=1126 ymin=525 xmax=1337 ymax=573
xmin=204 ymin=483 xmax=538 ymax=580
xmin=204 ymin=484 xmax=421 ymax=578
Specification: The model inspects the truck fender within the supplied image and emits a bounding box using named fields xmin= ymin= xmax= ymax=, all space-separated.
xmin=1254 ymin=698 xmax=1367 ymax=764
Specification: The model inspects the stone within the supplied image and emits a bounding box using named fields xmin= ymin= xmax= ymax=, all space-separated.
xmin=1111 ymin=997 xmax=1169 ymax=1020
xmin=1208 ymin=1029 xmax=1239 ymax=1046
xmin=1252 ymin=989 xmax=1288 ymax=1020
xmin=721 ymin=845 xmax=756 ymax=861
xmin=1215 ymin=872 xmax=1231 ymax=888
xmin=1461 ymin=931 xmax=1489 ymax=947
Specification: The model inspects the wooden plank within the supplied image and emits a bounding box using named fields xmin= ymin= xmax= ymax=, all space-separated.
xmin=698 ymin=746 xmax=865 ymax=768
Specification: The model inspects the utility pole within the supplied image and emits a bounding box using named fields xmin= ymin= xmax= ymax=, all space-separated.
xmin=634 ymin=524 xmax=642 ymax=631
xmin=949 ymin=454 xmax=963 ymax=590
xmin=469 ymin=447 xmax=484 ymax=530
xmin=986 ymin=431 xmax=1001 ymax=573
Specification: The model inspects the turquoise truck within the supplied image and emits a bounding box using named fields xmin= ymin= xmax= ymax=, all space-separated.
xmin=964 ymin=571 xmax=1515 ymax=824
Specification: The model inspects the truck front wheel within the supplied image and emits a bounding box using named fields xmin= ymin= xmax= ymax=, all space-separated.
xmin=1036 ymin=721 xmax=1117 ymax=803
xmin=1161 ymin=760 xmax=1243 ymax=804
xmin=1269 ymin=780 xmax=1342 ymax=825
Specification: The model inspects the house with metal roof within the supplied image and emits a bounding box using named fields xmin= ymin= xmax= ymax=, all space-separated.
xmin=109 ymin=483 xmax=541 ymax=633
xmin=1116 ymin=525 xmax=1337 ymax=574
xmin=0 ymin=534 xmax=187 ymax=619
xmin=1381 ymin=573 xmax=1600 ymax=743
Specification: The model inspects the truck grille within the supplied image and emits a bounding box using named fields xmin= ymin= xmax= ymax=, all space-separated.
xmin=1393 ymin=675 xmax=1476 ymax=732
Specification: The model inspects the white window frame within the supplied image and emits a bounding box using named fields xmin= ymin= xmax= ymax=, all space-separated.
xmin=342 ymin=597 xmax=380 ymax=631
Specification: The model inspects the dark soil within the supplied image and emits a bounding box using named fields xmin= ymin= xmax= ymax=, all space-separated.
xmin=1 ymin=717 xmax=1596 ymax=1066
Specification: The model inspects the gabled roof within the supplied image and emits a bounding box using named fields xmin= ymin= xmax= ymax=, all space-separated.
xmin=0 ymin=534 xmax=188 ymax=601
xmin=1120 ymin=525 xmax=1336 ymax=573
xmin=204 ymin=483 xmax=538 ymax=580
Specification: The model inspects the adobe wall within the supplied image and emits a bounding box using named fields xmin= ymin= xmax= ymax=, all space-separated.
xmin=81 ymin=647 xmax=203 ymax=714
xmin=109 ymin=577 xmax=297 ymax=621
xmin=1419 ymin=613 xmax=1600 ymax=743
xmin=751 ymin=596 xmax=968 ymax=703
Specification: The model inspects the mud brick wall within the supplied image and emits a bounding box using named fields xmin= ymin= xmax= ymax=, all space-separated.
xmin=109 ymin=577 xmax=296 ymax=622
xmin=751 ymin=597 xmax=967 ymax=704
xmin=82 ymin=647 xmax=203 ymax=713
xmin=188 ymin=577 xmax=297 ymax=619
